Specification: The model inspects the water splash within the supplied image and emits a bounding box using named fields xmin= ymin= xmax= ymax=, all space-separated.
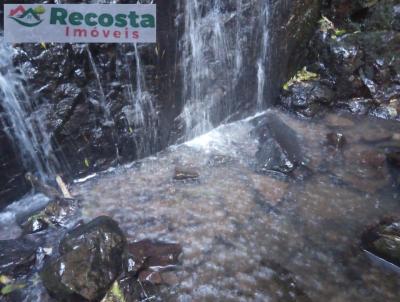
xmin=0 ymin=37 xmax=58 ymax=180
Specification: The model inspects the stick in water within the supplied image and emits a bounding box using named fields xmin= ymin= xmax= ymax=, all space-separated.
xmin=56 ymin=175 xmax=73 ymax=199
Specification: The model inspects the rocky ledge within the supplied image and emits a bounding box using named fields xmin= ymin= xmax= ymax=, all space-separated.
xmin=280 ymin=0 xmax=400 ymax=120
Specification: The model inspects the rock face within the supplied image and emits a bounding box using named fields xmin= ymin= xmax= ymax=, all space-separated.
xmin=40 ymin=216 xmax=126 ymax=302
xmin=0 ymin=0 xmax=321 ymax=209
xmin=280 ymin=0 xmax=400 ymax=120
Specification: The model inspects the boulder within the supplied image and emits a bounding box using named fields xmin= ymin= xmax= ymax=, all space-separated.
xmin=41 ymin=216 xmax=126 ymax=302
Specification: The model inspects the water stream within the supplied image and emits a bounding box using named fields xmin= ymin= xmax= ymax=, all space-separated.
xmin=0 ymin=36 xmax=58 ymax=181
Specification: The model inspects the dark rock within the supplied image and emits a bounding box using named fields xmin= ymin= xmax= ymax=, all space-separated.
xmin=281 ymin=80 xmax=334 ymax=117
xmin=362 ymin=218 xmax=400 ymax=267
xmin=0 ymin=238 xmax=38 ymax=277
xmin=127 ymin=239 xmax=182 ymax=273
xmin=41 ymin=216 xmax=126 ymax=302
xmin=254 ymin=113 xmax=304 ymax=175
xmin=44 ymin=198 xmax=80 ymax=227
xmin=101 ymin=277 xmax=157 ymax=302
xmin=19 ymin=197 xmax=80 ymax=235
xmin=256 ymin=137 xmax=296 ymax=174
xmin=20 ymin=215 xmax=49 ymax=235
xmin=338 ymin=97 xmax=378 ymax=115
xmin=326 ymin=132 xmax=347 ymax=149
xmin=281 ymin=0 xmax=400 ymax=121
xmin=173 ymin=166 xmax=199 ymax=181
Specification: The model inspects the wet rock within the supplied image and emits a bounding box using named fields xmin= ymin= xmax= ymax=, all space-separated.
xmin=173 ymin=166 xmax=199 ymax=181
xmin=43 ymin=198 xmax=80 ymax=227
xmin=326 ymin=132 xmax=347 ymax=149
xmin=256 ymin=137 xmax=296 ymax=174
xmin=0 ymin=238 xmax=38 ymax=277
xmin=127 ymin=239 xmax=182 ymax=272
xmin=281 ymin=80 xmax=334 ymax=117
xmin=338 ymin=97 xmax=377 ymax=115
xmin=20 ymin=215 xmax=49 ymax=235
xmin=41 ymin=216 xmax=126 ymax=302
xmin=254 ymin=113 xmax=304 ymax=175
xmin=363 ymin=0 xmax=400 ymax=31
xmin=362 ymin=218 xmax=400 ymax=267
xmin=101 ymin=277 xmax=157 ymax=302
xmin=19 ymin=197 xmax=80 ymax=235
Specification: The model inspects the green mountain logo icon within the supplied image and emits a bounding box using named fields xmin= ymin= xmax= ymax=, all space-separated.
xmin=9 ymin=5 xmax=46 ymax=27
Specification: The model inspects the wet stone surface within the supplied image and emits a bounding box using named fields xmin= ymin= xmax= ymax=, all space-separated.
xmin=66 ymin=110 xmax=400 ymax=301
xmin=41 ymin=216 xmax=126 ymax=302
xmin=0 ymin=110 xmax=399 ymax=301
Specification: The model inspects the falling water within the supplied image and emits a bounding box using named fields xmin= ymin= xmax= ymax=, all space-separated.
xmin=181 ymin=0 xmax=271 ymax=139
xmin=121 ymin=43 xmax=158 ymax=157
xmin=0 ymin=37 xmax=57 ymax=180
xmin=257 ymin=4 xmax=270 ymax=109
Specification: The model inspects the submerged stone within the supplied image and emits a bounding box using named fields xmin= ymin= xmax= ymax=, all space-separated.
xmin=127 ymin=239 xmax=182 ymax=271
xmin=254 ymin=113 xmax=304 ymax=175
xmin=173 ymin=166 xmax=200 ymax=181
xmin=326 ymin=132 xmax=347 ymax=149
xmin=362 ymin=219 xmax=400 ymax=267
xmin=41 ymin=216 xmax=126 ymax=302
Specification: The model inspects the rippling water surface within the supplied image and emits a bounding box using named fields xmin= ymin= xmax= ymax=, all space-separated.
xmin=72 ymin=110 xmax=400 ymax=301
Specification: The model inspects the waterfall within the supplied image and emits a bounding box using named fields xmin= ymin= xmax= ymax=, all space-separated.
xmin=257 ymin=3 xmax=270 ymax=109
xmin=121 ymin=43 xmax=158 ymax=157
xmin=0 ymin=37 xmax=58 ymax=181
xmin=181 ymin=0 xmax=271 ymax=139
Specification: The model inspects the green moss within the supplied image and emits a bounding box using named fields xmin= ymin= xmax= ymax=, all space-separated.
xmin=283 ymin=67 xmax=319 ymax=90
xmin=111 ymin=282 xmax=126 ymax=302
xmin=1 ymin=283 xmax=25 ymax=295
xmin=0 ymin=275 xmax=11 ymax=285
